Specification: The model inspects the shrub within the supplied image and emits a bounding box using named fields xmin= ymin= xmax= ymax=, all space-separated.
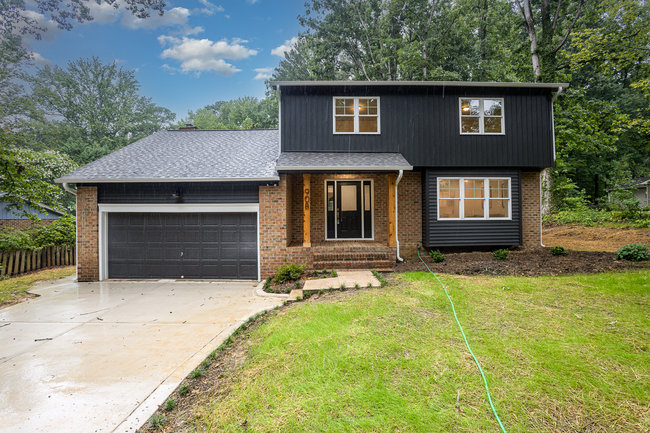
xmin=273 ymin=263 xmax=306 ymax=284
xmin=550 ymin=246 xmax=568 ymax=256
xmin=493 ymin=249 xmax=509 ymax=260
xmin=615 ymin=244 xmax=649 ymax=262
xmin=32 ymin=215 xmax=76 ymax=247
xmin=429 ymin=250 xmax=445 ymax=263
xmin=0 ymin=228 xmax=35 ymax=250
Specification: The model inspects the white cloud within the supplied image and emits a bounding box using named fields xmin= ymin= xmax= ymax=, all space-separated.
xmin=30 ymin=52 xmax=51 ymax=66
xmin=87 ymin=1 xmax=122 ymax=24
xmin=121 ymin=7 xmax=190 ymax=29
xmin=253 ymin=67 xmax=273 ymax=80
xmin=271 ymin=37 xmax=298 ymax=57
xmin=18 ymin=10 xmax=61 ymax=41
xmin=158 ymin=36 xmax=257 ymax=76
xmin=197 ymin=0 xmax=225 ymax=15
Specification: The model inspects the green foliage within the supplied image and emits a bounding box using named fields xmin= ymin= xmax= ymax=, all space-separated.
xmin=190 ymin=367 xmax=204 ymax=379
xmin=428 ymin=250 xmax=445 ymax=263
xmin=544 ymin=208 xmax=650 ymax=228
xmin=493 ymin=249 xmax=509 ymax=260
xmin=178 ymin=384 xmax=189 ymax=396
xmin=550 ymin=246 xmax=568 ymax=256
xmin=163 ymin=398 xmax=176 ymax=411
xmin=371 ymin=270 xmax=387 ymax=287
xmin=273 ymin=263 xmax=307 ymax=284
xmin=0 ymin=215 xmax=76 ymax=250
xmin=615 ymin=244 xmax=649 ymax=262
xmin=0 ymin=229 xmax=35 ymax=250
xmin=148 ymin=414 xmax=167 ymax=429
xmin=178 ymin=96 xmax=278 ymax=130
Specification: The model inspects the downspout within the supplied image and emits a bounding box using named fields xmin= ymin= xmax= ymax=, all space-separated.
xmin=539 ymin=173 xmax=545 ymax=247
xmin=395 ymin=170 xmax=404 ymax=262
xmin=62 ymin=182 xmax=77 ymax=196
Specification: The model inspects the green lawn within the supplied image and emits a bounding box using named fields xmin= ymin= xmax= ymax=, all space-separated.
xmin=0 ymin=266 xmax=75 ymax=307
xmin=190 ymin=271 xmax=649 ymax=432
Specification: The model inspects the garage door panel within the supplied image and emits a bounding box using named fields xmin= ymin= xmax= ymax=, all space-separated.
xmin=108 ymin=212 xmax=257 ymax=279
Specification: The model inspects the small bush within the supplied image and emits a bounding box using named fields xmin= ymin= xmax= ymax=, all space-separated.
xmin=615 ymin=244 xmax=649 ymax=261
xmin=190 ymin=367 xmax=204 ymax=378
xmin=429 ymin=250 xmax=445 ymax=263
xmin=273 ymin=263 xmax=307 ymax=284
xmin=178 ymin=384 xmax=189 ymax=396
xmin=0 ymin=229 xmax=35 ymax=250
xmin=163 ymin=398 xmax=176 ymax=411
xmin=493 ymin=249 xmax=509 ymax=260
xmin=550 ymin=246 xmax=568 ymax=256
xmin=149 ymin=415 xmax=167 ymax=428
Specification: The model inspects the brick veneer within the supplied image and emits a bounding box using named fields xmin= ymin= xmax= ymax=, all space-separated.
xmin=76 ymin=186 xmax=99 ymax=281
xmin=0 ymin=219 xmax=55 ymax=230
xmin=521 ymin=171 xmax=542 ymax=248
xmin=396 ymin=171 xmax=423 ymax=256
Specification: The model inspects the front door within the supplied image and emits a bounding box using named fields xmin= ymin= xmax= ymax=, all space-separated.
xmin=337 ymin=181 xmax=362 ymax=238
xmin=326 ymin=180 xmax=373 ymax=239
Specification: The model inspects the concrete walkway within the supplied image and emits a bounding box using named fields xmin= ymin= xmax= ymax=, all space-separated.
xmin=302 ymin=270 xmax=381 ymax=291
xmin=0 ymin=277 xmax=283 ymax=433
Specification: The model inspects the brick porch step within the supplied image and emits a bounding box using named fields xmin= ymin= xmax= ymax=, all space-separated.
xmin=313 ymin=259 xmax=393 ymax=271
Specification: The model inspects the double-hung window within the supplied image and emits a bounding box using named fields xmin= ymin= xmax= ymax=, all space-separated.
xmin=333 ymin=97 xmax=380 ymax=134
xmin=438 ymin=177 xmax=511 ymax=220
xmin=459 ymin=98 xmax=504 ymax=134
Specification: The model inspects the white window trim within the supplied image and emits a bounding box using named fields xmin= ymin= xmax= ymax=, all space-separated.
xmin=323 ymin=179 xmax=374 ymax=240
xmin=436 ymin=177 xmax=512 ymax=221
xmin=97 ymin=203 xmax=260 ymax=282
xmin=332 ymin=96 xmax=381 ymax=135
xmin=459 ymin=97 xmax=505 ymax=135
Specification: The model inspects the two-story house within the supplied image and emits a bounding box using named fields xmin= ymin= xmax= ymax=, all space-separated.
xmin=56 ymin=81 xmax=567 ymax=281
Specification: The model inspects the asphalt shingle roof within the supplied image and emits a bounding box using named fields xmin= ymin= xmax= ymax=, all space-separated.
xmin=56 ymin=129 xmax=280 ymax=183
xmin=275 ymin=152 xmax=412 ymax=171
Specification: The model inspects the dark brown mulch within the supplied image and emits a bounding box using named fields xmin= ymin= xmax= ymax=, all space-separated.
xmin=395 ymin=248 xmax=650 ymax=276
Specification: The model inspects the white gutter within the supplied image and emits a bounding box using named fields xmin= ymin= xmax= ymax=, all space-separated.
xmin=551 ymin=85 xmax=565 ymax=103
xmin=395 ymin=170 xmax=404 ymax=262
xmin=271 ymin=80 xmax=570 ymax=89
xmin=275 ymin=165 xmax=413 ymax=172
xmin=62 ymin=182 xmax=77 ymax=196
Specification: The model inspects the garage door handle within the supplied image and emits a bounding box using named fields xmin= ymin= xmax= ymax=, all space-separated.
xmin=180 ymin=251 xmax=183 ymax=257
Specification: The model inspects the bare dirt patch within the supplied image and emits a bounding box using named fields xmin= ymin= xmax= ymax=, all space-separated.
xmin=396 ymin=248 xmax=649 ymax=276
xmin=543 ymin=225 xmax=650 ymax=252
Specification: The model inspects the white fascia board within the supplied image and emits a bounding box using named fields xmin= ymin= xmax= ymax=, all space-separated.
xmin=55 ymin=176 xmax=280 ymax=184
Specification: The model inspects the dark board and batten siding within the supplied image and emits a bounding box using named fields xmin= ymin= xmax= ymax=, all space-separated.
xmin=280 ymin=85 xmax=554 ymax=168
xmin=423 ymin=169 xmax=522 ymax=247
xmin=96 ymin=182 xmax=260 ymax=204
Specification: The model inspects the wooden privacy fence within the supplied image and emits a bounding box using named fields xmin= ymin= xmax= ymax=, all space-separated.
xmin=0 ymin=245 xmax=75 ymax=278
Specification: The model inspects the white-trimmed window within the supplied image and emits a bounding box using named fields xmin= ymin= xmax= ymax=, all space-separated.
xmin=438 ymin=177 xmax=511 ymax=220
xmin=459 ymin=98 xmax=504 ymax=134
xmin=333 ymin=97 xmax=380 ymax=134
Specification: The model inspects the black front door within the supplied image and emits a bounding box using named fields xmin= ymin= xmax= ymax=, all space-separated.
xmin=336 ymin=181 xmax=362 ymax=238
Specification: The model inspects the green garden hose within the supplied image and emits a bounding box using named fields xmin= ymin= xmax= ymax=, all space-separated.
xmin=417 ymin=247 xmax=508 ymax=433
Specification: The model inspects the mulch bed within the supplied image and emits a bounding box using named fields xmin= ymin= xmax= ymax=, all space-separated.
xmin=395 ymin=248 xmax=650 ymax=276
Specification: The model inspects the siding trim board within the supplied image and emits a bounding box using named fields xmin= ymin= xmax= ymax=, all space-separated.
xmin=97 ymin=182 xmax=262 ymax=204
xmin=423 ymin=169 xmax=522 ymax=247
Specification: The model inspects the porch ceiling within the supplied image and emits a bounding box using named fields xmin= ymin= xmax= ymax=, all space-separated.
xmin=276 ymin=152 xmax=413 ymax=172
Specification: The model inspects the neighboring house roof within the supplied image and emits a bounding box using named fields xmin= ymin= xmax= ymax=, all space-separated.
xmin=55 ymin=129 xmax=280 ymax=183
xmin=0 ymin=193 xmax=64 ymax=219
xmin=276 ymin=152 xmax=413 ymax=171
xmin=270 ymin=80 xmax=569 ymax=90
xmin=609 ymin=177 xmax=650 ymax=191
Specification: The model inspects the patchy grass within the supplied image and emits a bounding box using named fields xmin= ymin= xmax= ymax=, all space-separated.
xmin=145 ymin=271 xmax=649 ymax=433
xmin=543 ymin=224 xmax=650 ymax=252
xmin=0 ymin=266 xmax=75 ymax=308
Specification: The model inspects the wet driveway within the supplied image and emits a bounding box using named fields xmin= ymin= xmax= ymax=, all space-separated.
xmin=0 ymin=277 xmax=283 ymax=433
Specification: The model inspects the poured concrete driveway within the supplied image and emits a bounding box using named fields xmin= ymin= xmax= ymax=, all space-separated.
xmin=0 ymin=277 xmax=284 ymax=433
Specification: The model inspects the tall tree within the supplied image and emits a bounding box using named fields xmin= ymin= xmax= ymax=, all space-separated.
xmin=511 ymin=0 xmax=584 ymax=81
xmin=180 ymin=97 xmax=278 ymax=130
xmin=29 ymin=57 xmax=175 ymax=164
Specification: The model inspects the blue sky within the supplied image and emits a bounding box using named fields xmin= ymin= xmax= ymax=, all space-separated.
xmin=26 ymin=0 xmax=306 ymax=119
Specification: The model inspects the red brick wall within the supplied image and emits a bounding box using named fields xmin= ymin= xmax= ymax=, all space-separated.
xmin=76 ymin=186 xmax=99 ymax=281
xmin=521 ymin=171 xmax=542 ymax=248
xmin=0 ymin=219 xmax=55 ymax=230
xmin=397 ymin=171 xmax=423 ymax=256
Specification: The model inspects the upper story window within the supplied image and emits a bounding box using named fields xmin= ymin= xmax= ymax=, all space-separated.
xmin=438 ymin=177 xmax=511 ymax=220
xmin=459 ymin=98 xmax=504 ymax=135
xmin=333 ymin=97 xmax=380 ymax=134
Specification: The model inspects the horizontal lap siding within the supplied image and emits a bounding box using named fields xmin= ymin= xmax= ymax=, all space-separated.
xmin=97 ymin=182 xmax=260 ymax=204
xmin=423 ymin=169 xmax=521 ymax=247
xmin=280 ymin=86 xmax=554 ymax=168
